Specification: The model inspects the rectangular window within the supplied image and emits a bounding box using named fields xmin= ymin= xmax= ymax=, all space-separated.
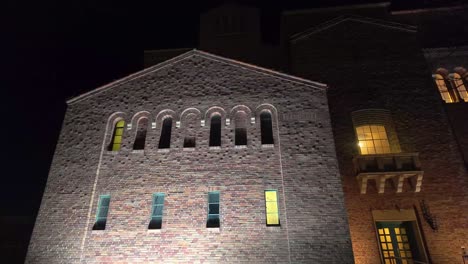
xmin=93 ymin=195 xmax=110 ymax=230
xmin=377 ymin=221 xmax=425 ymax=264
xmin=265 ymin=190 xmax=280 ymax=226
xmin=207 ymin=191 xmax=220 ymax=228
xmin=356 ymin=125 xmax=391 ymax=155
xmin=149 ymin=193 xmax=165 ymax=229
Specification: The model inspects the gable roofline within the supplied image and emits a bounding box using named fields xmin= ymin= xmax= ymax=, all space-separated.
xmin=283 ymin=2 xmax=390 ymax=15
xmin=391 ymin=4 xmax=468 ymax=15
xmin=67 ymin=49 xmax=327 ymax=105
xmin=290 ymin=15 xmax=416 ymax=43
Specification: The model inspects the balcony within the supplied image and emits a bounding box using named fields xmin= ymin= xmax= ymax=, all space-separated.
xmin=353 ymin=153 xmax=423 ymax=194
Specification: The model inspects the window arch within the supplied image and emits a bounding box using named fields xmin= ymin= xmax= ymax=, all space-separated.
xmin=209 ymin=115 xmax=222 ymax=147
xmin=260 ymin=111 xmax=274 ymax=145
xmin=133 ymin=117 xmax=148 ymax=150
xmin=158 ymin=117 xmax=172 ymax=149
xmin=434 ymin=74 xmax=453 ymax=103
xmin=453 ymin=73 xmax=468 ymax=102
xmin=234 ymin=111 xmax=248 ymax=146
xmin=109 ymin=120 xmax=125 ymax=151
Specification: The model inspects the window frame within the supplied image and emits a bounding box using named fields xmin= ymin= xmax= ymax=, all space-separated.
xmin=206 ymin=191 xmax=220 ymax=228
xmin=209 ymin=115 xmax=222 ymax=147
xmin=434 ymin=74 xmax=454 ymax=103
xmin=264 ymin=190 xmax=280 ymax=226
xmin=260 ymin=111 xmax=274 ymax=145
xmin=356 ymin=125 xmax=391 ymax=155
xmin=148 ymin=193 xmax=165 ymax=230
xmin=110 ymin=120 xmax=125 ymax=151
xmin=93 ymin=194 xmax=111 ymax=230
xmin=158 ymin=117 xmax=173 ymax=149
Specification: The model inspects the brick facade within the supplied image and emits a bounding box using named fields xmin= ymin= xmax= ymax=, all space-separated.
xmin=26 ymin=51 xmax=353 ymax=263
xmin=290 ymin=14 xmax=468 ymax=264
xmin=28 ymin=2 xmax=468 ymax=263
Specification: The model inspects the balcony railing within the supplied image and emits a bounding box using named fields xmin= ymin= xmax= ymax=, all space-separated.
xmin=353 ymin=153 xmax=423 ymax=194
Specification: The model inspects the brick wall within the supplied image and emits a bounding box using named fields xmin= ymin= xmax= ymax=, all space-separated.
xmin=26 ymin=51 xmax=353 ymax=263
xmin=291 ymin=19 xmax=468 ymax=263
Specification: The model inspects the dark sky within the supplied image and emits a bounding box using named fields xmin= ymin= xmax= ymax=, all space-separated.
xmin=2 ymin=0 xmax=461 ymax=260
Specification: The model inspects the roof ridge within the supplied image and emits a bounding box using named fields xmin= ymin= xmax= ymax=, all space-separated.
xmin=67 ymin=49 xmax=326 ymax=105
xmin=290 ymin=15 xmax=416 ymax=43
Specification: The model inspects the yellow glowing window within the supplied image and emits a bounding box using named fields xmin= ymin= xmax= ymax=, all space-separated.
xmin=356 ymin=125 xmax=391 ymax=155
xmin=111 ymin=120 xmax=125 ymax=151
xmin=435 ymin=74 xmax=453 ymax=103
xmin=453 ymin=73 xmax=468 ymax=102
xmin=265 ymin=190 xmax=280 ymax=226
xmin=377 ymin=223 xmax=415 ymax=264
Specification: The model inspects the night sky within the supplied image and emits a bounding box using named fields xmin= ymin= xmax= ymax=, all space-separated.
xmin=3 ymin=0 xmax=460 ymax=262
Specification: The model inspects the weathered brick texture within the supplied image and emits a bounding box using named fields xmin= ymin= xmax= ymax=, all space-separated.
xmin=26 ymin=51 xmax=353 ymax=263
xmin=291 ymin=18 xmax=468 ymax=264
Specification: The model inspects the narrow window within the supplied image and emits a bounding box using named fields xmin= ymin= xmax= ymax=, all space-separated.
xmin=158 ymin=118 xmax=172 ymax=149
xmin=133 ymin=117 xmax=148 ymax=150
xmin=260 ymin=112 xmax=274 ymax=145
xmin=235 ymin=111 xmax=247 ymax=146
xmin=93 ymin=195 xmax=110 ymax=230
xmin=434 ymin=74 xmax=453 ymax=103
xmin=265 ymin=190 xmax=280 ymax=226
xmin=109 ymin=120 xmax=125 ymax=151
xmin=377 ymin=222 xmax=426 ymax=264
xmin=209 ymin=115 xmax=221 ymax=147
xmin=148 ymin=193 xmax=165 ymax=229
xmin=207 ymin=191 xmax=220 ymax=228
xmin=453 ymin=73 xmax=468 ymax=102
xmin=356 ymin=125 xmax=391 ymax=155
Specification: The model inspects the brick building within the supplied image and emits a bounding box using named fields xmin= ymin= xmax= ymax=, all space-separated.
xmin=28 ymin=1 xmax=468 ymax=263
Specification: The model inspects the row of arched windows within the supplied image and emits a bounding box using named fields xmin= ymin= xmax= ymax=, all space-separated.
xmin=433 ymin=67 xmax=468 ymax=103
xmin=107 ymin=106 xmax=276 ymax=152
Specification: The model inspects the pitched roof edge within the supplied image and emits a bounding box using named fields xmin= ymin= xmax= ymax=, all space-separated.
xmin=391 ymin=4 xmax=468 ymax=15
xmin=67 ymin=49 xmax=199 ymax=105
xmin=67 ymin=49 xmax=326 ymax=105
xmin=290 ymin=15 xmax=416 ymax=43
xmin=283 ymin=2 xmax=390 ymax=15
xmin=192 ymin=50 xmax=327 ymax=89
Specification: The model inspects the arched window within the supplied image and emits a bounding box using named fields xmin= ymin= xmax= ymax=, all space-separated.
xmin=453 ymin=73 xmax=468 ymax=102
xmin=133 ymin=117 xmax=148 ymax=150
xmin=234 ymin=111 xmax=247 ymax=146
xmin=158 ymin=118 xmax=172 ymax=149
xmin=260 ymin=112 xmax=274 ymax=145
xmin=434 ymin=74 xmax=453 ymax=103
xmin=356 ymin=125 xmax=391 ymax=155
xmin=209 ymin=115 xmax=222 ymax=147
xmin=109 ymin=120 xmax=125 ymax=151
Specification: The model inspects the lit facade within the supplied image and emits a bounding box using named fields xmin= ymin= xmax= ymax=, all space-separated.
xmin=28 ymin=2 xmax=468 ymax=264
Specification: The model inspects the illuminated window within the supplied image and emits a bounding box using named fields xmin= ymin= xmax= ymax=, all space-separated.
xmin=356 ymin=125 xmax=391 ymax=155
xmin=110 ymin=120 xmax=125 ymax=151
xmin=158 ymin=118 xmax=172 ymax=149
xmin=207 ymin=192 xmax=220 ymax=228
xmin=377 ymin=222 xmax=424 ymax=264
xmin=260 ymin=112 xmax=274 ymax=145
xmin=148 ymin=193 xmax=165 ymax=229
xmin=133 ymin=117 xmax=148 ymax=150
xmin=209 ymin=115 xmax=221 ymax=147
xmin=93 ymin=195 xmax=110 ymax=230
xmin=453 ymin=73 xmax=468 ymax=102
xmin=235 ymin=111 xmax=247 ymax=146
xmin=434 ymin=74 xmax=453 ymax=103
xmin=265 ymin=190 xmax=280 ymax=226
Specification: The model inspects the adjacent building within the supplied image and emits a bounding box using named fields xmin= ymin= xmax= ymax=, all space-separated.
xmin=28 ymin=1 xmax=468 ymax=263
